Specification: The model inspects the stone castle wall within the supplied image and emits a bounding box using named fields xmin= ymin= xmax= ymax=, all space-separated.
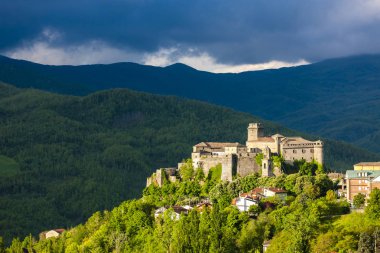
xmin=147 ymin=123 xmax=324 ymax=185
xmin=314 ymin=145 xmax=323 ymax=165
xmin=236 ymin=153 xmax=260 ymax=177
xmin=281 ymin=141 xmax=323 ymax=165
xmin=221 ymin=154 xmax=234 ymax=181
xmin=192 ymin=152 xmax=224 ymax=176
xmin=192 ymin=152 xmax=260 ymax=181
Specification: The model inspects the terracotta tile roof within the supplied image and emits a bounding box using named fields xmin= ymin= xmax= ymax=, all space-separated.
xmin=266 ymin=187 xmax=287 ymax=193
xmin=194 ymin=142 xmax=244 ymax=148
xmin=281 ymin=137 xmax=322 ymax=146
xmin=249 ymin=188 xmax=264 ymax=196
xmin=54 ymin=229 xmax=65 ymax=234
xmin=256 ymin=137 xmax=275 ymax=142
xmin=172 ymin=206 xmax=188 ymax=214
xmin=239 ymin=189 xmax=263 ymax=200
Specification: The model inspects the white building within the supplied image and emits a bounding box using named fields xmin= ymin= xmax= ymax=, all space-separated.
xmin=154 ymin=206 xmax=189 ymax=220
xmin=234 ymin=196 xmax=258 ymax=212
xmin=263 ymin=188 xmax=287 ymax=200
xmin=40 ymin=229 xmax=65 ymax=240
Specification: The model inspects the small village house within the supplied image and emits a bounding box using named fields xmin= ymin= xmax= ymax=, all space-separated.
xmin=154 ymin=206 xmax=189 ymax=220
xmin=39 ymin=229 xmax=65 ymax=240
xmin=232 ymin=187 xmax=287 ymax=212
xmin=233 ymin=195 xmax=258 ymax=212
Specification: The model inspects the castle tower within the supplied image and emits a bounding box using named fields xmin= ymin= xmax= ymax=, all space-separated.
xmin=247 ymin=123 xmax=264 ymax=142
xmin=314 ymin=141 xmax=324 ymax=165
xmin=221 ymin=154 xmax=234 ymax=181
xmin=262 ymin=146 xmax=273 ymax=177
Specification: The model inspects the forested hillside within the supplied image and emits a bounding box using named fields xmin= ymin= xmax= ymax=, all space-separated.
xmin=1 ymin=54 xmax=380 ymax=152
xmin=0 ymin=82 xmax=379 ymax=243
xmin=6 ymin=169 xmax=380 ymax=252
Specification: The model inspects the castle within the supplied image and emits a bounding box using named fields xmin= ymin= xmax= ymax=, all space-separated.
xmin=147 ymin=123 xmax=324 ymax=185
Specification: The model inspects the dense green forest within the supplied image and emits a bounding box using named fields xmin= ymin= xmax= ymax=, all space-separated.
xmin=2 ymin=54 xmax=380 ymax=152
xmin=0 ymin=82 xmax=379 ymax=244
xmin=4 ymin=164 xmax=380 ymax=253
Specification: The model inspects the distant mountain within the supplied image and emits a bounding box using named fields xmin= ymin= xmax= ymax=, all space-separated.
xmin=1 ymin=55 xmax=380 ymax=152
xmin=0 ymin=82 xmax=378 ymax=242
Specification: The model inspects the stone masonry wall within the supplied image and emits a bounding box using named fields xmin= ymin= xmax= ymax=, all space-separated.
xmin=236 ymin=153 xmax=260 ymax=177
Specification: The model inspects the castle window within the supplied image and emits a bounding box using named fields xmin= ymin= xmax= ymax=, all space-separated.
xmin=264 ymin=163 xmax=266 ymax=169
xmin=310 ymin=149 xmax=314 ymax=153
xmin=293 ymin=150 xmax=297 ymax=154
xmin=302 ymin=149 xmax=306 ymax=153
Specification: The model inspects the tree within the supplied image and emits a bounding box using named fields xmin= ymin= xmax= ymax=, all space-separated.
xmin=315 ymin=162 xmax=325 ymax=175
xmin=0 ymin=237 xmax=4 ymax=253
xmin=294 ymin=176 xmax=320 ymax=199
xmin=311 ymin=231 xmax=339 ymax=253
xmin=314 ymin=174 xmax=334 ymax=197
xmin=299 ymin=162 xmax=317 ymax=176
xmin=255 ymin=153 xmax=264 ymax=166
xmin=179 ymin=159 xmax=194 ymax=181
xmin=326 ymin=190 xmax=337 ymax=201
xmin=284 ymin=173 xmax=298 ymax=193
xmin=194 ymin=167 xmax=205 ymax=182
xmin=248 ymin=205 xmax=262 ymax=217
xmin=366 ymin=188 xmax=380 ymax=219
xmin=353 ymin=193 xmax=366 ymax=209
xmin=358 ymin=232 xmax=374 ymax=253
xmin=237 ymin=220 xmax=265 ymax=253
xmin=271 ymin=156 xmax=284 ymax=169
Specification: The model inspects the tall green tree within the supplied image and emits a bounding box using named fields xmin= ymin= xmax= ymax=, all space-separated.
xmin=353 ymin=193 xmax=366 ymax=209
xmin=366 ymin=188 xmax=380 ymax=219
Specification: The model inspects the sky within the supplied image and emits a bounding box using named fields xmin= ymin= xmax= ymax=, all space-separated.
xmin=1 ymin=0 xmax=380 ymax=73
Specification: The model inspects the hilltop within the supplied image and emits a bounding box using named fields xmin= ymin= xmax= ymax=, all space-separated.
xmin=1 ymin=54 xmax=380 ymax=152
xmin=5 ymin=164 xmax=380 ymax=252
xmin=0 ymin=82 xmax=379 ymax=242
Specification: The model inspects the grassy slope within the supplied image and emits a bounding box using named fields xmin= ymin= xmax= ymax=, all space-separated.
xmin=0 ymin=82 xmax=378 ymax=243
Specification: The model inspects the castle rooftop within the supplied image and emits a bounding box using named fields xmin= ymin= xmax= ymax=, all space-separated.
xmin=354 ymin=162 xmax=380 ymax=166
xmin=281 ymin=137 xmax=322 ymax=146
xmin=194 ymin=142 xmax=244 ymax=148
xmin=256 ymin=137 xmax=275 ymax=142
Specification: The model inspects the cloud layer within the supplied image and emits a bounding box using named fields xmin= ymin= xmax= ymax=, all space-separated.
xmin=1 ymin=0 xmax=380 ymax=71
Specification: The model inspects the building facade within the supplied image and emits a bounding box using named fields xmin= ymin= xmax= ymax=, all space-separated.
xmin=246 ymin=123 xmax=323 ymax=165
xmin=233 ymin=196 xmax=258 ymax=212
xmin=345 ymin=163 xmax=380 ymax=203
xmin=354 ymin=162 xmax=380 ymax=171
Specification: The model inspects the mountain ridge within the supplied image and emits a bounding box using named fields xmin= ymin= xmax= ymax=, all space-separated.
xmin=1 ymin=54 xmax=380 ymax=152
xmin=0 ymin=82 xmax=379 ymax=242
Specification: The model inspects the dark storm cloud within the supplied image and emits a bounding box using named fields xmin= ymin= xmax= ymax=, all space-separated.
xmin=1 ymin=0 xmax=380 ymax=64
